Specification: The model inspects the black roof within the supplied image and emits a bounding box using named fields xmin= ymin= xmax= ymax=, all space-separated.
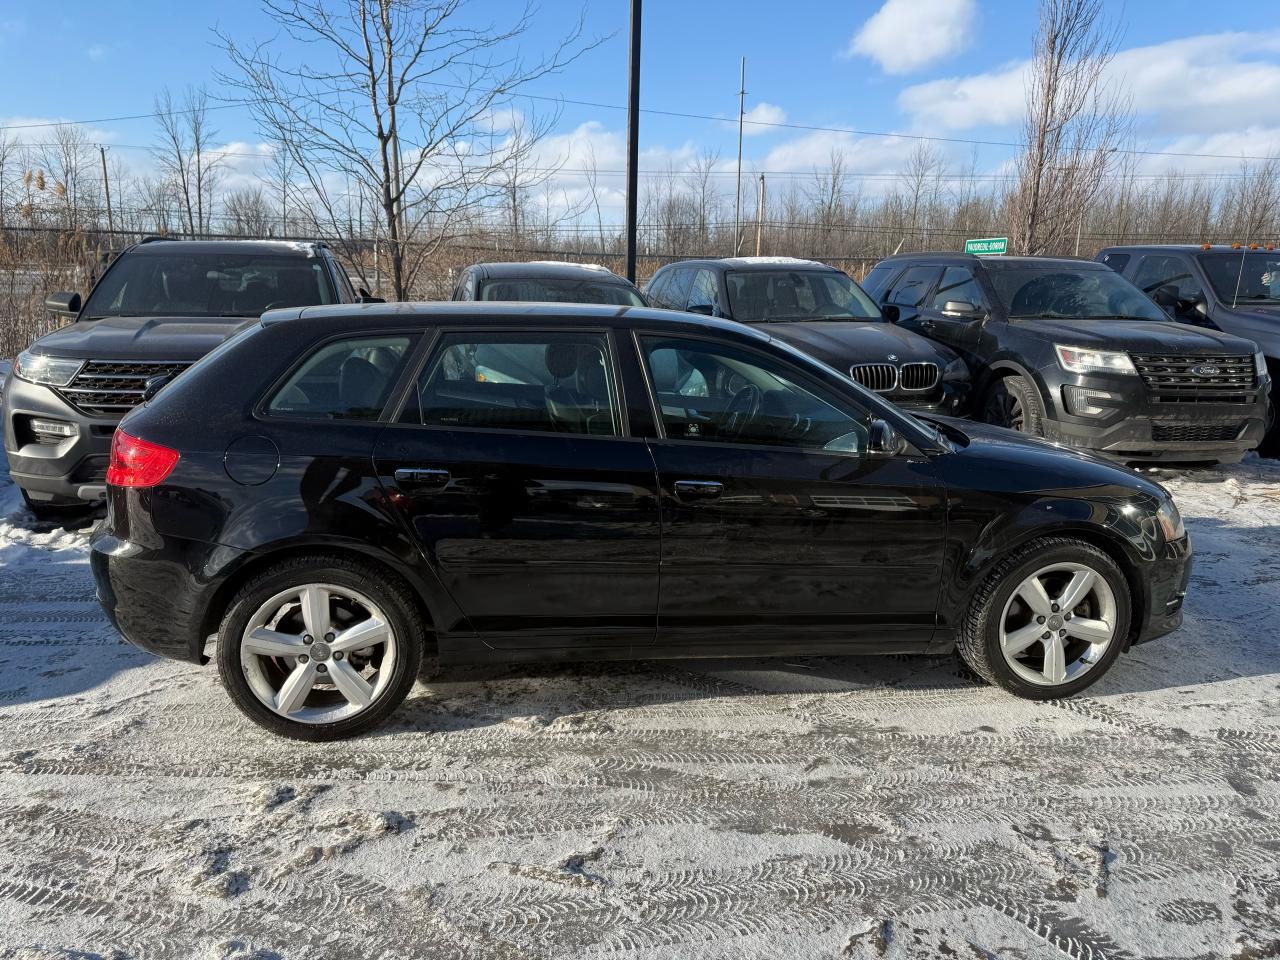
xmin=264 ymin=301 xmax=768 ymax=340
xmin=1098 ymin=244 xmax=1274 ymax=253
xmin=879 ymin=252 xmax=1108 ymax=270
xmin=468 ymin=261 xmax=636 ymax=284
xmin=127 ymin=239 xmax=327 ymax=257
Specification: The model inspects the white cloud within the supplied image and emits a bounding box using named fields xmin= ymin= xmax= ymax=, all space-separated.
xmin=742 ymin=102 xmax=786 ymax=134
xmin=87 ymin=44 xmax=106 ymax=62
xmin=846 ymin=0 xmax=977 ymax=75
xmin=897 ymin=31 xmax=1280 ymax=137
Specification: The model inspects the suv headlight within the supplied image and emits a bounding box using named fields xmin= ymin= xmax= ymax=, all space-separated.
xmin=942 ymin=356 xmax=968 ymax=382
xmin=14 ymin=350 xmax=83 ymax=388
xmin=1255 ymin=350 xmax=1269 ymax=379
xmin=1156 ymin=499 xmax=1185 ymax=541
xmin=1054 ymin=344 xmax=1136 ymax=375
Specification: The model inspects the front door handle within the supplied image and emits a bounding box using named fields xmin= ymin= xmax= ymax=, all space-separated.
xmin=673 ymin=479 xmax=723 ymax=500
xmin=394 ymin=467 xmax=450 ymax=489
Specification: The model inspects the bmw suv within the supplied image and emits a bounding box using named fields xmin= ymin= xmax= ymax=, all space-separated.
xmin=863 ymin=253 xmax=1269 ymax=465
xmin=3 ymin=238 xmax=361 ymax=517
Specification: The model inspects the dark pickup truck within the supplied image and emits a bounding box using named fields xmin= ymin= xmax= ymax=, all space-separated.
xmin=3 ymin=238 xmax=360 ymax=517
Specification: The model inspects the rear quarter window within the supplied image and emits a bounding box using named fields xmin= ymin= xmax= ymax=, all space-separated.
xmin=860 ymin=263 xmax=897 ymax=300
xmin=267 ymin=334 xmax=415 ymax=420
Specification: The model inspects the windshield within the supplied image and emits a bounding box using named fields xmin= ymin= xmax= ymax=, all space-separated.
xmin=82 ymin=252 xmax=335 ymax=319
xmin=478 ymin=277 xmax=645 ymax=306
xmin=725 ymin=269 xmax=880 ymax=322
xmin=989 ymin=265 xmax=1166 ymax=321
xmin=1198 ymin=252 xmax=1280 ymax=304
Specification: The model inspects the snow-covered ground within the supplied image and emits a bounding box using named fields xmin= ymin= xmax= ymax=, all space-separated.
xmin=0 ymin=460 xmax=1278 ymax=960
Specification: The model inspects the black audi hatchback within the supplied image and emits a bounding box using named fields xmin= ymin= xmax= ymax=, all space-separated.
xmin=91 ymin=303 xmax=1191 ymax=740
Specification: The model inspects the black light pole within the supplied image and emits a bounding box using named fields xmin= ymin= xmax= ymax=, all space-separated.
xmin=624 ymin=0 xmax=642 ymax=282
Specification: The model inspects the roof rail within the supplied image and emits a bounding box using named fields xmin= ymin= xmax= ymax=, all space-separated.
xmin=139 ymin=235 xmax=174 ymax=244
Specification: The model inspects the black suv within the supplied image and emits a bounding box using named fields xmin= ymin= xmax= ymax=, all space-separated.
xmin=646 ymin=256 xmax=969 ymax=414
xmin=451 ymin=261 xmax=646 ymax=305
xmin=1097 ymin=244 xmax=1280 ymax=455
xmin=91 ymin=302 xmax=1190 ymax=739
xmin=3 ymin=238 xmax=359 ymax=517
xmin=863 ymin=253 xmax=1270 ymax=465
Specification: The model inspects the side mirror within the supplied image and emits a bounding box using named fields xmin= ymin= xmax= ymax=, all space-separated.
xmin=880 ymin=304 xmax=900 ymax=323
xmin=142 ymin=374 xmax=174 ymax=402
xmin=940 ymin=300 xmax=984 ymax=319
xmin=686 ymin=302 xmax=715 ymax=317
xmin=867 ymin=418 xmax=906 ymax=458
xmin=45 ymin=291 xmax=81 ymax=316
xmin=355 ymin=295 xmax=386 ymax=304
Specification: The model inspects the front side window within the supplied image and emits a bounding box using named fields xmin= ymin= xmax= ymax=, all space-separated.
xmin=409 ymin=332 xmax=620 ymax=436
xmin=987 ymin=265 xmax=1166 ymax=320
xmin=930 ymin=267 xmax=986 ymax=312
xmin=83 ymin=252 xmax=335 ymax=319
xmin=477 ymin=277 xmax=644 ymax=306
xmin=641 ymin=336 xmax=868 ymax=453
xmin=1100 ymin=252 xmax=1130 ymax=273
xmin=268 ymin=335 xmax=413 ymax=420
xmin=886 ymin=266 xmax=942 ymax=307
xmin=724 ymin=269 xmax=880 ymax=322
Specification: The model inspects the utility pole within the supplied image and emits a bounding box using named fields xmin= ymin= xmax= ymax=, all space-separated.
xmin=755 ymin=173 xmax=765 ymax=256
xmin=733 ymin=57 xmax=746 ymax=255
xmin=624 ymin=0 xmax=642 ymax=282
xmin=98 ymin=145 xmax=115 ymax=236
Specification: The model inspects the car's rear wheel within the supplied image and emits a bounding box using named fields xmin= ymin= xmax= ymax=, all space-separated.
xmin=982 ymin=374 xmax=1044 ymax=436
xmin=957 ymin=538 xmax=1130 ymax=699
xmin=216 ymin=555 xmax=424 ymax=740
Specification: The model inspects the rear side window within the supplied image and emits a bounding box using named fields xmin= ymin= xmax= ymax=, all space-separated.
xmin=407 ymin=332 xmax=620 ymax=436
xmin=1100 ymin=252 xmax=1130 ymax=273
xmin=886 ymin=265 xmax=942 ymax=307
xmin=861 ymin=263 xmax=897 ymax=299
xmin=656 ymin=267 xmax=695 ymax=310
xmin=268 ymin=335 xmax=413 ymax=420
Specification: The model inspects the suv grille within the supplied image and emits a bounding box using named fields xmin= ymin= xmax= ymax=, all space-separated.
xmin=59 ymin=359 xmax=194 ymax=418
xmin=850 ymin=363 xmax=897 ymax=392
xmin=1130 ymin=354 xmax=1256 ymax=404
xmin=1151 ymin=422 xmax=1242 ymax=443
xmin=898 ymin=362 xmax=940 ymax=392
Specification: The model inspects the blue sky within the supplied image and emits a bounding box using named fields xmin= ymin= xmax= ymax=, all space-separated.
xmin=2 ymin=0 xmax=1278 ymax=215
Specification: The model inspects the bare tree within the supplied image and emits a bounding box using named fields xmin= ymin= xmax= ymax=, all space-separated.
xmin=1009 ymin=0 xmax=1130 ymax=255
xmin=225 ymin=186 xmax=275 ymax=236
xmin=0 ymin=133 xmax=16 ymax=228
xmin=152 ymin=86 xmax=222 ymax=235
xmin=219 ymin=0 xmax=599 ymax=300
xmin=38 ymin=125 xmax=99 ymax=230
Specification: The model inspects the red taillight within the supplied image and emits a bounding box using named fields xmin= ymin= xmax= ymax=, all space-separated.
xmin=106 ymin=429 xmax=180 ymax=488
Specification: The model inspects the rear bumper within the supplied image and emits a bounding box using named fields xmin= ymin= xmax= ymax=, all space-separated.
xmin=90 ymin=521 xmax=237 ymax=664
xmin=3 ymin=377 xmax=115 ymax=503
xmin=1042 ymin=375 xmax=1269 ymax=464
xmin=1133 ymin=534 xmax=1193 ymax=645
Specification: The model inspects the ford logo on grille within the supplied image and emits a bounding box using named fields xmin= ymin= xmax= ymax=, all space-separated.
xmin=1190 ymin=363 xmax=1221 ymax=376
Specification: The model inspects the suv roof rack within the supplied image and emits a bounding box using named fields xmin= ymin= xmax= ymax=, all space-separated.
xmin=139 ymin=235 xmax=175 ymax=244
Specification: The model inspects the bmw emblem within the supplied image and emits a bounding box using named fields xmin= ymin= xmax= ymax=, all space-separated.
xmin=887 ymin=354 xmax=898 ymax=362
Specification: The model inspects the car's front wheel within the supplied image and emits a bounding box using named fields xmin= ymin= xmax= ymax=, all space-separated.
xmin=957 ymin=538 xmax=1131 ymax=699
xmin=216 ymin=555 xmax=425 ymax=740
xmin=982 ymin=374 xmax=1044 ymax=436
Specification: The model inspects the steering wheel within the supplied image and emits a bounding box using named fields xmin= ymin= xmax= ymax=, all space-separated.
xmin=722 ymin=384 xmax=763 ymax=440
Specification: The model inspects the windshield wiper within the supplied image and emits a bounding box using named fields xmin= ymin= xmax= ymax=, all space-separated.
xmin=1009 ymin=311 xmax=1078 ymax=319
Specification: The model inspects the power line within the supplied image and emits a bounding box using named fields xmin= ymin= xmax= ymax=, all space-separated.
xmin=5 ymin=82 xmax=1280 ymax=164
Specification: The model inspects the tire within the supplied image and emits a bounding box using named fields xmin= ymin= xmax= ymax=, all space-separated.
xmin=216 ymin=554 xmax=425 ymax=741
xmin=982 ymin=373 xmax=1045 ymax=437
xmin=956 ymin=537 xmax=1131 ymax=700
xmin=1258 ymin=364 xmax=1280 ymax=459
xmin=20 ymin=489 xmax=92 ymax=522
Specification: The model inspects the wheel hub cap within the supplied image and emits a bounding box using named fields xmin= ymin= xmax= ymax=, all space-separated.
xmin=309 ymin=642 xmax=332 ymax=661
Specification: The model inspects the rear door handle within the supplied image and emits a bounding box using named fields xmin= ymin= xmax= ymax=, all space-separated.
xmin=394 ymin=467 xmax=450 ymax=489
xmin=673 ymin=479 xmax=723 ymax=500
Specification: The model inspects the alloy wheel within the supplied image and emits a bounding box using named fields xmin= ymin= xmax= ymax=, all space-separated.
xmin=239 ymin=583 xmax=398 ymax=724
xmin=998 ymin=562 xmax=1117 ymax=687
xmin=987 ymin=391 xmax=1024 ymax=432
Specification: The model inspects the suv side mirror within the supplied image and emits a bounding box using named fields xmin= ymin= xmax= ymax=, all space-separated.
xmin=142 ymin=374 xmax=174 ymax=402
xmin=867 ymin=418 xmax=906 ymax=458
xmin=880 ymin=304 xmax=901 ymax=323
xmin=45 ymin=291 xmax=81 ymax=316
xmin=355 ymin=287 xmax=386 ymax=304
xmin=940 ymin=300 xmax=984 ymax=319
